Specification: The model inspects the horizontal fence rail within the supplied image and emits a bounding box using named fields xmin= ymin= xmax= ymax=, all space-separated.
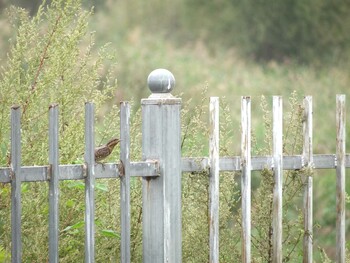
xmin=181 ymin=155 xmax=350 ymax=171
xmin=2 ymin=155 xmax=349 ymax=183
xmin=0 ymin=162 xmax=160 ymax=183
xmin=0 ymin=68 xmax=347 ymax=263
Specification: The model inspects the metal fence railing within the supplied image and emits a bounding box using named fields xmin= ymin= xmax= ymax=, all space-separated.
xmin=0 ymin=69 xmax=348 ymax=263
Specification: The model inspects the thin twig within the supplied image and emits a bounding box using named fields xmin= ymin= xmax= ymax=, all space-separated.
xmin=131 ymin=203 xmax=142 ymax=257
xmin=22 ymin=14 xmax=62 ymax=116
xmin=284 ymin=231 xmax=303 ymax=262
xmin=268 ymin=184 xmax=274 ymax=263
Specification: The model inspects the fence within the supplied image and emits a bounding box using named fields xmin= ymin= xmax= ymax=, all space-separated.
xmin=0 ymin=68 xmax=348 ymax=263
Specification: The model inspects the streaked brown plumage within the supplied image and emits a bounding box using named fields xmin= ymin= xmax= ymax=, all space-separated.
xmin=94 ymin=138 xmax=120 ymax=162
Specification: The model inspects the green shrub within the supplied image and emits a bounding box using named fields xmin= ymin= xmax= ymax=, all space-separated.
xmin=231 ymin=0 xmax=350 ymax=63
xmin=0 ymin=1 xmax=121 ymax=261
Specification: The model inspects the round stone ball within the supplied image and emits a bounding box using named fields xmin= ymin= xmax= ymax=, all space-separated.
xmin=147 ymin=69 xmax=175 ymax=93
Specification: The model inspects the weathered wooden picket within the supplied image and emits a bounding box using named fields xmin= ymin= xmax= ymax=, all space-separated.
xmin=0 ymin=68 xmax=348 ymax=263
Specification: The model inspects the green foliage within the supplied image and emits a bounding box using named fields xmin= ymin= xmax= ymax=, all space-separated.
xmin=89 ymin=0 xmax=350 ymax=63
xmin=0 ymin=0 xmax=121 ymax=261
xmin=0 ymin=0 xmax=118 ymax=166
xmin=231 ymin=0 xmax=350 ymax=63
xmin=0 ymin=245 xmax=10 ymax=262
xmin=4 ymin=0 xmax=350 ymax=66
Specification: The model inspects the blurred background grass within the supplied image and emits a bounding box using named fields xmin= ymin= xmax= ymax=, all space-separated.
xmin=1 ymin=0 xmax=350 ymax=261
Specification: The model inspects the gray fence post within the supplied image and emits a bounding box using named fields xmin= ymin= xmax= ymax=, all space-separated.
xmin=141 ymin=69 xmax=182 ymax=263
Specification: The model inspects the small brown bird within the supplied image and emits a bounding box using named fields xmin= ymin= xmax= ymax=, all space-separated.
xmin=94 ymin=138 xmax=120 ymax=162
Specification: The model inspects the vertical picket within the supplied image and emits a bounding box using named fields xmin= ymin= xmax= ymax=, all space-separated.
xmin=48 ymin=104 xmax=60 ymax=263
xmin=11 ymin=105 xmax=22 ymax=263
xmin=209 ymin=97 xmax=220 ymax=263
xmin=241 ymin=96 xmax=251 ymax=263
xmin=272 ymin=96 xmax=283 ymax=263
xmin=84 ymin=102 xmax=95 ymax=263
xmin=336 ymin=95 xmax=346 ymax=263
xmin=120 ymin=102 xmax=131 ymax=263
xmin=302 ymin=96 xmax=313 ymax=263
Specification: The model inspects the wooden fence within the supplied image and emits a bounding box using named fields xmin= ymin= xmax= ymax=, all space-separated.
xmin=0 ymin=68 xmax=348 ymax=263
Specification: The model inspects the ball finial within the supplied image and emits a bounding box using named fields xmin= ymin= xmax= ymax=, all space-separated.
xmin=147 ymin=69 xmax=175 ymax=93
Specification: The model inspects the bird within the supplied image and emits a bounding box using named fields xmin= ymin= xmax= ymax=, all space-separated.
xmin=94 ymin=138 xmax=120 ymax=162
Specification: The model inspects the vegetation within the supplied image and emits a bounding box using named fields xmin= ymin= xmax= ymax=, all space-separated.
xmin=0 ymin=1 xmax=121 ymax=261
xmin=230 ymin=0 xmax=350 ymax=63
xmin=0 ymin=0 xmax=349 ymax=262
